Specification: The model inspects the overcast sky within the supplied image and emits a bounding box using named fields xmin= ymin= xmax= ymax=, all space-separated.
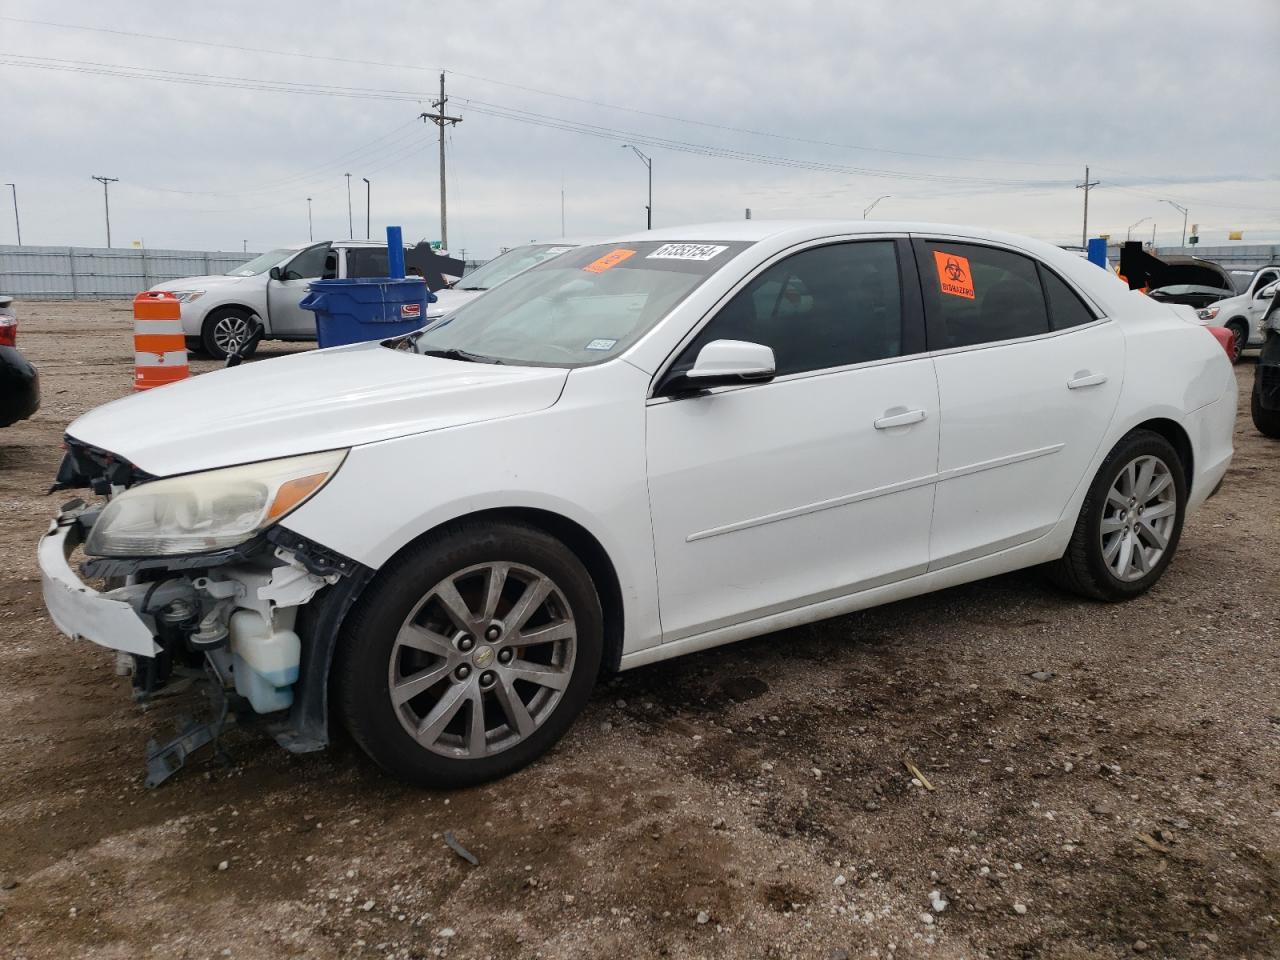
xmin=2 ymin=0 xmax=1278 ymax=260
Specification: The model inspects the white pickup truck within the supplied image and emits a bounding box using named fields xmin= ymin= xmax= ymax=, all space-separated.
xmin=151 ymin=240 xmax=438 ymax=359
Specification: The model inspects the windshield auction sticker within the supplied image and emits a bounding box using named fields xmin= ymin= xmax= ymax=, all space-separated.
xmin=933 ymin=251 xmax=975 ymax=299
xmin=647 ymin=243 xmax=729 ymax=261
xmin=583 ymin=249 xmax=637 ymax=273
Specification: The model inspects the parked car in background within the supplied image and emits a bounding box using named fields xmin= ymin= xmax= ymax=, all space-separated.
xmin=1197 ymin=265 xmax=1280 ymax=362
xmin=151 ymin=240 xmax=464 ymax=360
xmin=40 ymin=221 xmax=1236 ymax=787
xmin=0 ymin=295 xmax=39 ymax=428
xmin=1252 ymin=282 xmax=1280 ymax=438
xmin=428 ymin=241 xmax=584 ymax=318
xmin=1147 ymin=283 xmax=1239 ymax=311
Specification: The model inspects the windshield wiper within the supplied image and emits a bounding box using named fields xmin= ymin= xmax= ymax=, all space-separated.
xmin=457 ymin=285 xmax=487 ymax=291
xmin=420 ymin=347 xmax=502 ymax=364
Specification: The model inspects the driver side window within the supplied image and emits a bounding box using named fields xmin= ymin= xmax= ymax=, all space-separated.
xmin=677 ymin=241 xmax=905 ymax=378
xmin=1255 ymin=272 xmax=1278 ymax=297
xmin=281 ymin=244 xmax=330 ymax=281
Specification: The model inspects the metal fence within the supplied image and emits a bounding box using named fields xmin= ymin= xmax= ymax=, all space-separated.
xmin=0 ymin=244 xmax=260 ymax=300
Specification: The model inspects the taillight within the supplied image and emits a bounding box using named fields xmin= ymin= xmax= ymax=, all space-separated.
xmin=0 ymin=317 xmax=15 ymax=348
xmin=1205 ymin=325 xmax=1234 ymax=360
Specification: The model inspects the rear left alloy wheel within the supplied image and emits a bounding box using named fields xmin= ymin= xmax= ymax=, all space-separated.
xmin=1225 ymin=320 xmax=1248 ymax=364
xmin=336 ymin=521 xmax=602 ymax=787
xmin=1047 ymin=430 xmax=1187 ymax=601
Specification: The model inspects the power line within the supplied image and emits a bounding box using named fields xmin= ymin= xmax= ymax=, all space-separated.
xmin=0 ymin=13 xmax=1082 ymax=170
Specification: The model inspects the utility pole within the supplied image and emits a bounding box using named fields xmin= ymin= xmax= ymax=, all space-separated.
xmin=4 ymin=183 xmax=19 ymax=245
xmin=344 ymin=173 xmax=353 ymax=238
xmin=91 ymin=175 xmax=118 ymax=247
xmin=621 ymin=144 xmax=652 ymax=229
xmin=362 ymin=177 xmax=371 ymax=239
xmin=243 ymin=240 xmax=248 ymax=253
xmin=863 ymin=195 xmax=890 ymax=219
xmin=1076 ymin=165 xmax=1099 ymax=248
xmin=420 ymin=72 xmax=463 ymax=250
xmin=1162 ymin=199 xmax=1189 ymax=250
xmin=1150 ymin=222 xmax=1157 ymax=250
xmin=307 ymin=197 xmax=313 ymax=241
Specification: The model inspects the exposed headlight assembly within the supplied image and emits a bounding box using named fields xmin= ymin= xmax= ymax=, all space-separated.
xmin=1197 ymin=306 xmax=1220 ymax=321
xmin=168 ymin=290 xmax=205 ymax=303
xmin=84 ymin=450 xmax=347 ymax=557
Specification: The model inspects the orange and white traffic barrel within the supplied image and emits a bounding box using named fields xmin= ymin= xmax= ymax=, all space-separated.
xmin=132 ymin=291 xmax=189 ymax=390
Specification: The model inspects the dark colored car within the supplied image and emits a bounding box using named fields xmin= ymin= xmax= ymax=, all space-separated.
xmin=0 ymin=296 xmax=40 ymax=428
xmin=1253 ymin=290 xmax=1280 ymax=439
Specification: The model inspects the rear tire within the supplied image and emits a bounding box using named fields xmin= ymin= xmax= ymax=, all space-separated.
xmin=335 ymin=521 xmax=603 ymax=788
xmin=1047 ymin=430 xmax=1187 ymax=601
xmin=1252 ymin=378 xmax=1280 ymax=438
xmin=1225 ymin=319 xmax=1248 ymax=364
xmin=200 ymin=307 xmax=259 ymax=361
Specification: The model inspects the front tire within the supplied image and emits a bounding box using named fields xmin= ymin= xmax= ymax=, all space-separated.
xmin=1047 ymin=430 xmax=1187 ymax=601
xmin=336 ymin=521 xmax=603 ymax=787
xmin=1225 ymin=319 xmax=1248 ymax=364
xmin=1252 ymin=378 xmax=1280 ymax=438
xmin=200 ymin=307 xmax=259 ymax=361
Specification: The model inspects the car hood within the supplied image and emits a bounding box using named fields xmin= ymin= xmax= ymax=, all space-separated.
xmin=426 ymin=287 xmax=484 ymax=318
xmin=65 ymin=341 xmax=569 ymax=476
xmin=149 ymin=274 xmax=251 ymax=292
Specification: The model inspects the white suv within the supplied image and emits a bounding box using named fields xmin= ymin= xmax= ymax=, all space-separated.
xmin=1197 ymin=265 xmax=1280 ymax=362
xmin=151 ymin=240 xmax=401 ymax=360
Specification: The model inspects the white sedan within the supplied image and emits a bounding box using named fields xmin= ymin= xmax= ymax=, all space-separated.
xmin=39 ymin=221 xmax=1236 ymax=787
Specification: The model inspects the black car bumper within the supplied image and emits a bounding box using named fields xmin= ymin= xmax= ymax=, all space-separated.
xmin=0 ymin=344 xmax=39 ymax=427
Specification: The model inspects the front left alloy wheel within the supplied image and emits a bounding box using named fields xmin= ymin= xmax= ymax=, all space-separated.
xmin=336 ymin=521 xmax=602 ymax=787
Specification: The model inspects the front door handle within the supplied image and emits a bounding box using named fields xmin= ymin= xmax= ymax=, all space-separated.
xmin=874 ymin=408 xmax=927 ymax=430
xmin=1067 ymin=372 xmax=1108 ymax=390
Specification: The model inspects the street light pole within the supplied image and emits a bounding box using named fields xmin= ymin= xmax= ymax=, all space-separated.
xmin=621 ymin=145 xmax=652 ymax=229
xmin=3 ymin=183 xmax=19 ymax=245
xmin=1126 ymin=216 xmax=1150 ymax=241
xmin=306 ymin=197 xmax=313 ymax=242
xmin=863 ymin=195 xmax=891 ymax=219
xmin=1162 ymin=199 xmax=1189 ymax=250
xmin=362 ymin=178 xmax=371 ymax=239
xmin=345 ymin=173 xmax=353 ymax=238
xmin=91 ymin=175 xmax=118 ymax=247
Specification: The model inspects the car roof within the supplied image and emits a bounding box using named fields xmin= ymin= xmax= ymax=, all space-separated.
xmin=599 ymin=219 xmax=1081 ymax=249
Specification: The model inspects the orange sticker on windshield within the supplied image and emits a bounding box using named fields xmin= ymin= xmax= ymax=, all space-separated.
xmin=583 ymin=248 xmax=636 ymax=273
xmin=933 ymin=251 xmax=975 ymax=300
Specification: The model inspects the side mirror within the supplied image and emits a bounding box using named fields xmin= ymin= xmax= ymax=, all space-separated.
xmin=1259 ymin=286 xmax=1275 ymax=300
xmin=268 ymin=266 xmax=283 ymax=281
xmin=659 ymin=339 xmax=776 ymax=396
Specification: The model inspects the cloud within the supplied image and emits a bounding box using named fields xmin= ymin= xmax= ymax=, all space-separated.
xmin=2 ymin=0 xmax=1277 ymax=256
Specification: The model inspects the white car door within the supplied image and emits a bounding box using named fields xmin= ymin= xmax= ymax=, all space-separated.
xmin=1247 ymin=270 xmax=1279 ymax=340
xmin=266 ymin=243 xmax=332 ymax=337
xmin=914 ymin=238 xmax=1124 ymax=570
xmin=646 ymin=239 xmax=939 ymax=642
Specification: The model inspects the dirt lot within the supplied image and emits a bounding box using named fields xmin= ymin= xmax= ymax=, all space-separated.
xmin=1 ymin=300 xmax=1277 ymax=960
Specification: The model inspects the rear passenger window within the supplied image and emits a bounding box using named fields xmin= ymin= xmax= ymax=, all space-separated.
xmin=679 ymin=241 xmax=905 ymax=378
xmin=918 ymin=241 xmax=1049 ymax=348
xmin=1040 ymin=267 xmax=1097 ymax=329
xmin=346 ymin=247 xmax=391 ymax=279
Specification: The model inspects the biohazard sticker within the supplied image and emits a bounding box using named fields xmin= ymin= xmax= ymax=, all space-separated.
xmin=646 ymin=243 xmax=729 ymax=261
xmin=400 ymin=302 xmax=422 ymax=319
xmin=933 ymin=251 xmax=975 ymax=299
xmin=583 ymin=249 xmax=637 ymax=273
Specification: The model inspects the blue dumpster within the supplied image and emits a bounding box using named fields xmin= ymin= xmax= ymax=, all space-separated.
xmin=299 ymin=277 xmax=436 ymax=349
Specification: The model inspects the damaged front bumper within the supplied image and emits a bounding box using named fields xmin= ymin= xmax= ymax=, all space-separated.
xmin=37 ymin=497 xmax=373 ymax=781
xmin=40 ymin=510 xmax=160 ymax=657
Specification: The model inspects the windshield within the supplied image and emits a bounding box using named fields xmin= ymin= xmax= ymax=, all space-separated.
xmin=226 ymin=248 xmax=295 ymax=277
xmin=454 ymin=243 xmax=577 ymax=291
xmin=413 ymin=240 xmax=752 ymax=367
xmin=1230 ymin=271 xmax=1256 ymax=294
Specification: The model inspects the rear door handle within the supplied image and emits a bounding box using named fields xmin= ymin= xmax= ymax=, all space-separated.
xmin=1067 ymin=372 xmax=1108 ymax=390
xmin=874 ymin=408 xmax=927 ymax=429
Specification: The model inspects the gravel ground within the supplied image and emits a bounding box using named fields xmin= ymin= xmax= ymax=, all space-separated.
xmin=1 ymin=301 xmax=1277 ymax=960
